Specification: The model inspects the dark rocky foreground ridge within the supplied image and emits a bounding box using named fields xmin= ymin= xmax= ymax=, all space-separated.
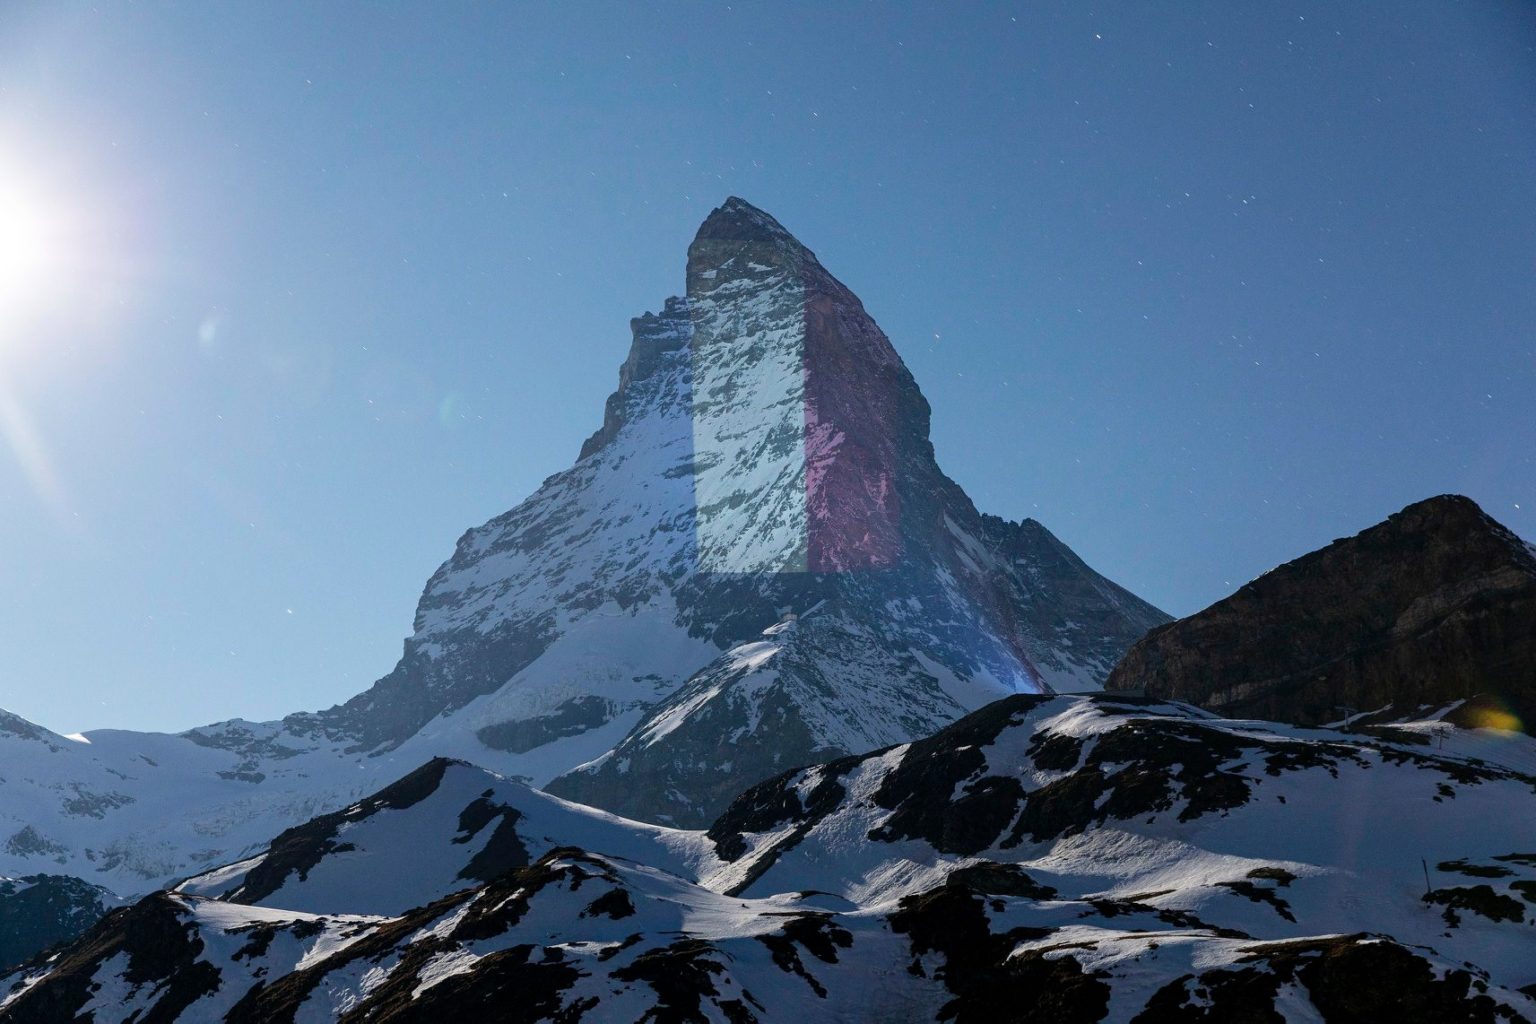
xmin=1108 ymin=494 xmax=1536 ymax=733
xmin=6 ymin=685 xmax=1536 ymax=1023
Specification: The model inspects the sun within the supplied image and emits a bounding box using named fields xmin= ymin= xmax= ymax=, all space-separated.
xmin=0 ymin=181 xmax=67 ymax=318
xmin=0 ymin=142 xmax=128 ymax=372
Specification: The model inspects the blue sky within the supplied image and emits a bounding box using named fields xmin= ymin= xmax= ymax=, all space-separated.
xmin=1 ymin=2 xmax=1532 ymax=733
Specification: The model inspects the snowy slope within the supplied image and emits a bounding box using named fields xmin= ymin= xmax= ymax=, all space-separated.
xmin=548 ymin=609 xmax=995 ymax=824
xmin=702 ymin=694 xmax=1536 ymax=993
xmin=8 ymin=694 xmax=1536 ymax=1022
xmin=175 ymin=758 xmax=716 ymax=917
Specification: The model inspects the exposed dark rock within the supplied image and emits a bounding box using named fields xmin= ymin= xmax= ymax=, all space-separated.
xmin=1217 ymin=880 xmax=1297 ymax=923
xmin=757 ymin=914 xmax=852 ymax=999
xmin=1438 ymin=859 xmax=1515 ymax=879
xmin=706 ymin=754 xmax=866 ymax=897
xmin=4 ymin=826 xmax=67 ymax=859
xmin=224 ymin=850 xmax=611 ymax=1022
xmin=944 ymin=862 xmax=1058 ymax=900
xmin=340 ymin=943 xmax=586 ymax=1024
xmin=581 ymin=887 xmax=636 ymax=920
xmin=476 ymin=696 xmax=616 ymax=753
xmin=1133 ymin=934 xmax=1531 ymax=1024
xmin=454 ymin=799 xmax=529 ymax=883
xmin=868 ymin=696 xmax=1050 ymax=854
xmin=1425 ymin=885 xmax=1527 ymax=927
xmin=1110 ymin=495 xmax=1536 ymax=733
xmin=1133 ymin=933 xmax=1532 ymax=1023
xmin=889 ymin=884 xmax=1109 ymax=1023
xmin=0 ymin=875 xmax=116 ymax=973
xmin=612 ymin=939 xmax=760 ymax=1024
xmin=0 ymin=894 xmax=219 ymax=1024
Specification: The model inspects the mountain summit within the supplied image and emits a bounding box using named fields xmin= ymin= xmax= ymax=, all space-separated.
xmin=0 ymin=200 xmax=1167 ymax=918
xmin=364 ymin=195 xmax=1163 ymax=823
xmin=294 ymin=195 xmax=1167 ymax=827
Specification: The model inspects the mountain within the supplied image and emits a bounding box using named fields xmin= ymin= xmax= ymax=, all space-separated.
xmin=295 ymin=198 xmax=1165 ymax=781
xmin=173 ymin=757 xmax=714 ymax=917
xmin=8 ymin=693 xmax=1535 ymax=1022
xmin=1106 ymin=494 xmax=1536 ymax=732
xmin=0 ymin=198 xmax=1164 ymax=959
xmin=317 ymin=195 xmax=1165 ymax=824
xmin=537 ymin=198 xmax=1165 ymax=823
xmin=0 ymin=875 xmax=118 ymax=974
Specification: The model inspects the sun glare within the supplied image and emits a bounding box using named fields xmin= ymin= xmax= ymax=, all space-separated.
xmin=0 ymin=180 xmax=67 ymax=321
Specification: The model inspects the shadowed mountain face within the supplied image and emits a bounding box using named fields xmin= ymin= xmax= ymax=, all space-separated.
xmin=0 ymin=876 xmax=118 ymax=974
xmin=1108 ymin=494 xmax=1536 ymax=731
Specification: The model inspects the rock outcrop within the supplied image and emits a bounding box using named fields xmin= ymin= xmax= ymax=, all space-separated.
xmin=0 ymin=875 xmax=118 ymax=974
xmin=1107 ymin=495 xmax=1536 ymax=731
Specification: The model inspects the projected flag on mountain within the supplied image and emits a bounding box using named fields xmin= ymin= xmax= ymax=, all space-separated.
xmin=688 ymin=206 xmax=903 ymax=574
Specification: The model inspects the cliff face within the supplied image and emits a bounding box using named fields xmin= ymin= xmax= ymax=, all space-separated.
xmin=1108 ymin=495 xmax=1536 ymax=731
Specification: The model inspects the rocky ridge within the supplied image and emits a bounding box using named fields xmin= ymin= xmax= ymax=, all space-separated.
xmin=1108 ymin=494 xmax=1536 ymax=732
xmin=7 ymin=691 xmax=1535 ymax=1022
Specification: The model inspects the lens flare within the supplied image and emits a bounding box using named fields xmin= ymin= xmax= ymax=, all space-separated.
xmin=0 ymin=381 xmax=63 ymax=508
xmin=1448 ymin=693 xmax=1524 ymax=734
xmin=1462 ymin=702 xmax=1523 ymax=733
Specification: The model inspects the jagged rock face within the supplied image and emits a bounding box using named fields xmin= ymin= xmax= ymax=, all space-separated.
xmin=11 ymin=696 xmax=1536 ymax=1022
xmin=281 ymin=197 xmax=1165 ymax=822
xmin=1107 ymin=494 xmax=1536 ymax=731
xmin=685 ymin=199 xmax=915 ymax=575
xmin=546 ymin=613 xmax=982 ymax=825
xmin=0 ymin=875 xmax=118 ymax=973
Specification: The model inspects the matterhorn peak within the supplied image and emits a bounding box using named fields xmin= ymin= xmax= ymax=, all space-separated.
xmin=283 ymin=197 xmax=1169 ymax=825
xmin=692 ymin=195 xmax=803 ymax=250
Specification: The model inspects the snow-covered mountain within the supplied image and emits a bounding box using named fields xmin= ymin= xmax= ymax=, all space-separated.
xmin=325 ymin=195 xmax=1168 ymax=825
xmin=172 ymin=757 xmax=714 ymax=917
xmin=0 ymin=198 xmax=1163 ymax=935
xmin=9 ymin=694 xmax=1534 ymax=1022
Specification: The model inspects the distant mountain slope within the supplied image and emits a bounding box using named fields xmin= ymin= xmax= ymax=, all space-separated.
xmin=1107 ymin=494 xmax=1536 ymax=732
xmin=0 ymin=875 xmax=118 ymax=975
xmin=175 ymin=758 xmax=716 ymax=917
xmin=8 ymin=692 xmax=1535 ymax=1022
